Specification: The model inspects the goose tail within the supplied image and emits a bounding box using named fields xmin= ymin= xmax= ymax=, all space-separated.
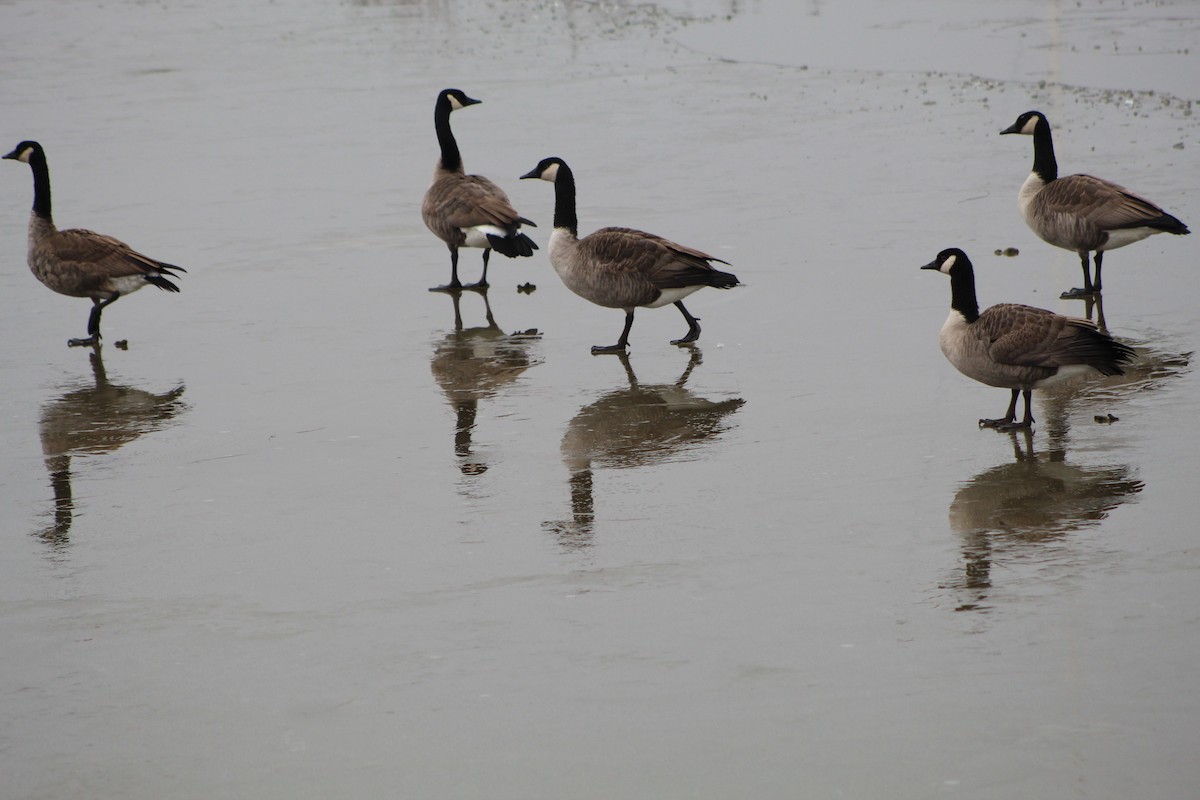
xmin=487 ymin=231 xmax=539 ymax=259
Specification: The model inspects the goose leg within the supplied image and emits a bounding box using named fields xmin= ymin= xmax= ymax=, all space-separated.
xmin=69 ymin=295 xmax=119 ymax=347
xmin=670 ymin=301 xmax=702 ymax=345
xmin=592 ymin=310 xmax=634 ymax=354
xmin=979 ymin=389 xmax=1020 ymax=429
xmin=462 ymin=249 xmax=490 ymax=292
xmin=430 ymin=246 xmax=465 ymax=293
xmin=1061 ymin=251 xmax=1096 ymax=299
xmin=1092 ymin=251 xmax=1104 ymax=293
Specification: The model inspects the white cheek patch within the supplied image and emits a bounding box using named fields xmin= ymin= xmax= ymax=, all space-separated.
xmin=1022 ymin=115 xmax=1040 ymax=134
xmin=940 ymin=253 xmax=957 ymax=274
xmin=449 ymin=96 xmax=465 ymax=110
xmin=17 ymin=148 xmax=33 ymax=163
xmin=542 ymin=162 xmax=559 ymax=182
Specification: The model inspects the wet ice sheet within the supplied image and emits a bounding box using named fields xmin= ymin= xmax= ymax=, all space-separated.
xmin=1 ymin=1 xmax=1198 ymax=798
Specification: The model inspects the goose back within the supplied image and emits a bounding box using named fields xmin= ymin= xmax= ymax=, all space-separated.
xmin=29 ymin=216 xmax=183 ymax=298
xmin=422 ymin=173 xmax=528 ymax=250
xmin=1024 ymin=173 xmax=1185 ymax=253
xmin=551 ymin=226 xmax=735 ymax=310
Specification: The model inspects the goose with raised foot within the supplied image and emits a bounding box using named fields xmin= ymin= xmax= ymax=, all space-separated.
xmin=422 ymin=89 xmax=537 ymax=292
xmin=922 ymin=247 xmax=1134 ymax=430
xmin=3 ymin=140 xmax=186 ymax=347
xmin=1000 ymin=110 xmax=1189 ymax=299
xmin=520 ymin=156 xmax=739 ymax=354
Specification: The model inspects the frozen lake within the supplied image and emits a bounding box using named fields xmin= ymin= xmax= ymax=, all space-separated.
xmin=1 ymin=1 xmax=1198 ymax=797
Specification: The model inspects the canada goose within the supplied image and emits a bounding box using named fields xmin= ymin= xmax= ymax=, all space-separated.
xmin=1000 ymin=110 xmax=1190 ymax=298
xmin=519 ymin=156 xmax=739 ymax=353
xmin=922 ymin=247 xmax=1134 ymax=429
xmin=3 ymin=140 xmax=186 ymax=347
xmin=421 ymin=89 xmax=537 ymax=292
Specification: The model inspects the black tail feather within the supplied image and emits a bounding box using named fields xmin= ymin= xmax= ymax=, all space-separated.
xmin=708 ymin=269 xmax=740 ymax=289
xmin=487 ymin=231 xmax=538 ymax=258
xmin=146 ymin=273 xmax=182 ymax=293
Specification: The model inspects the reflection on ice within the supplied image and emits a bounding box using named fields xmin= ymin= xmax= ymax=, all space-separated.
xmin=37 ymin=347 xmax=187 ymax=546
xmin=429 ymin=291 xmax=541 ymax=480
xmin=544 ymin=349 xmax=744 ymax=548
xmin=944 ymin=427 xmax=1142 ymax=613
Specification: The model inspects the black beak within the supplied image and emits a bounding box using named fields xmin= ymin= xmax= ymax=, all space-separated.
xmin=999 ymin=122 xmax=1021 ymax=135
xmin=519 ymin=167 xmax=540 ymax=180
xmin=1 ymin=150 xmax=19 ymax=160
xmin=920 ymin=259 xmax=941 ymax=271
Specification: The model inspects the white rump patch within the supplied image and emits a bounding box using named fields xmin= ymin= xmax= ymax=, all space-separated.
xmin=1034 ymin=363 xmax=1094 ymax=388
xmin=463 ymin=225 xmax=506 ymax=248
xmin=645 ymin=286 xmax=702 ymax=308
xmin=1100 ymin=226 xmax=1158 ymax=250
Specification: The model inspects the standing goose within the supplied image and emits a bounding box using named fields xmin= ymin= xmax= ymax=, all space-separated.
xmin=421 ymin=88 xmax=537 ymax=292
xmin=1000 ymin=110 xmax=1189 ymax=299
xmin=3 ymin=140 xmax=186 ymax=347
xmin=922 ymin=247 xmax=1134 ymax=430
xmin=520 ymin=156 xmax=739 ymax=353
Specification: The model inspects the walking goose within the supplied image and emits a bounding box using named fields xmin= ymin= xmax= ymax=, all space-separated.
xmin=922 ymin=247 xmax=1134 ymax=429
xmin=3 ymin=140 xmax=185 ymax=347
xmin=1000 ymin=110 xmax=1189 ymax=298
xmin=421 ymin=89 xmax=537 ymax=292
xmin=519 ymin=156 xmax=739 ymax=353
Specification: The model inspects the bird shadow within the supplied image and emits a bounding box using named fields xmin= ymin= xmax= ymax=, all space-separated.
xmin=543 ymin=348 xmax=745 ymax=549
xmin=941 ymin=399 xmax=1143 ymax=614
xmin=36 ymin=345 xmax=188 ymax=547
xmin=429 ymin=290 xmax=542 ymax=488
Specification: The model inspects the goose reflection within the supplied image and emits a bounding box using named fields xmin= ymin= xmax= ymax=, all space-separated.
xmin=430 ymin=291 xmax=541 ymax=480
xmin=544 ymin=350 xmax=745 ymax=548
xmin=37 ymin=346 xmax=187 ymax=546
xmin=944 ymin=411 xmax=1142 ymax=612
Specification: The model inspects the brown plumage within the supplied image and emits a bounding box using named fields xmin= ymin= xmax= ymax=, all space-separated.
xmin=922 ymin=248 xmax=1134 ymax=429
xmin=4 ymin=140 xmax=185 ymax=347
xmin=421 ymin=89 xmax=536 ymax=291
xmin=520 ymin=157 xmax=739 ymax=353
xmin=1001 ymin=110 xmax=1189 ymax=298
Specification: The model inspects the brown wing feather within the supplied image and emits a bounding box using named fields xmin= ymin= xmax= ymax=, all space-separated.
xmin=1037 ymin=174 xmax=1170 ymax=230
xmin=425 ymin=173 xmax=522 ymax=232
xmin=978 ymin=303 xmax=1118 ymax=371
xmin=580 ymin=227 xmax=731 ymax=289
xmin=52 ymin=227 xmax=181 ymax=279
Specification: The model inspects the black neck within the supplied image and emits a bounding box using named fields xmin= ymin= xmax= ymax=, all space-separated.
xmin=949 ymin=265 xmax=980 ymax=323
xmin=435 ymin=98 xmax=463 ymax=173
xmin=552 ymin=163 xmax=578 ymax=236
xmin=29 ymin=149 xmax=53 ymax=221
xmin=1031 ymin=122 xmax=1058 ymax=183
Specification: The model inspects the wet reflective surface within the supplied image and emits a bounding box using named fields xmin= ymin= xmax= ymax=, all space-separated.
xmin=2 ymin=1 xmax=1199 ymax=797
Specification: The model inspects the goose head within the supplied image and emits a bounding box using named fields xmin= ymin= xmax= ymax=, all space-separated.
xmin=520 ymin=157 xmax=566 ymax=183
xmin=1000 ymin=111 xmax=1046 ymax=136
xmin=438 ymin=88 xmax=481 ymax=112
xmin=921 ymin=247 xmax=971 ymax=276
xmin=3 ymin=140 xmax=43 ymax=163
